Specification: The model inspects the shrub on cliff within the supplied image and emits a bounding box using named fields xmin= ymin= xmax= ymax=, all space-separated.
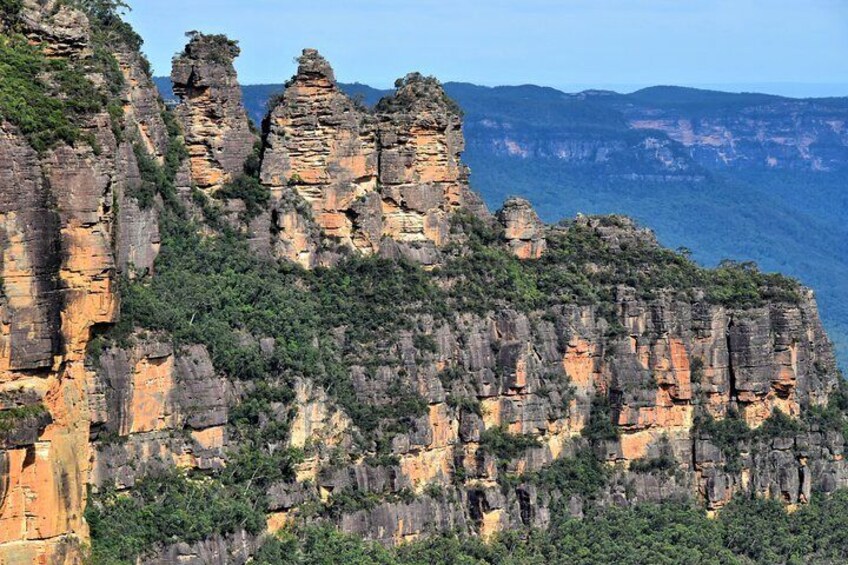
xmin=479 ymin=426 xmax=542 ymax=465
xmin=582 ymin=396 xmax=620 ymax=442
xmin=251 ymin=490 xmax=848 ymax=564
xmin=0 ymin=0 xmax=21 ymax=21
xmin=0 ymin=1 xmax=136 ymax=153
xmin=215 ymin=174 xmax=270 ymax=219
xmin=86 ymin=470 xmax=264 ymax=564
xmin=0 ymin=36 xmax=80 ymax=151
xmin=530 ymin=448 xmax=611 ymax=505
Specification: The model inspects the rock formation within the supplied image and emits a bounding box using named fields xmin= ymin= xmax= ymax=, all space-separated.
xmin=497 ymin=197 xmax=547 ymax=259
xmin=260 ymin=50 xmax=488 ymax=267
xmin=375 ymin=72 xmax=487 ymax=247
xmin=0 ymin=3 xmax=846 ymax=562
xmin=171 ymin=32 xmax=257 ymax=194
xmin=261 ymin=49 xmax=380 ymax=251
xmin=89 ymin=339 xmax=229 ymax=490
xmin=0 ymin=0 xmax=185 ymax=560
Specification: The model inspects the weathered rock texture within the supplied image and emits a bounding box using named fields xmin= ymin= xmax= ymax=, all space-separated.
xmin=260 ymin=50 xmax=488 ymax=267
xmin=261 ymin=49 xmax=379 ymax=255
xmin=375 ymin=72 xmax=486 ymax=249
xmin=141 ymin=529 xmax=258 ymax=565
xmin=0 ymin=2 xmax=171 ymax=561
xmin=88 ymin=339 xmax=229 ymax=490
xmin=1 ymin=6 xmax=846 ymax=562
xmin=497 ymin=197 xmax=547 ymax=259
xmin=171 ymin=33 xmax=257 ymax=194
xmin=233 ymin=221 xmax=842 ymax=546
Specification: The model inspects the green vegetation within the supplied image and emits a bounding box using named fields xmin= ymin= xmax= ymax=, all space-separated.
xmin=0 ymin=36 xmax=87 ymax=152
xmin=116 ymin=185 xmax=435 ymax=434
xmin=252 ymin=490 xmax=848 ymax=564
xmin=323 ymin=487 xmax=416 ymax=521
xmin=439 ymin=212 xmax=801 ymax=319
xmin=69 ymin=1 xmax=142 ymax=51
xmin=224 ymin=382 xmax=302 ymax=506
xmin=182 ymin=30 xmax=239 ymax=63
xmin=694 ymin=408 xmax=810 ymax=473
xmin=0 ymin=0 xmax=21 ymax=21
xmin=215 ymin=173 xmax=270 ymax=219
xmin=86 ymin=470 xmax=265 ymax=564
xmin=0 ymin=404 xmax=50 ymax=435
xmin=0 ymin=1 xmax=139 ymax=152
xmin=446 ymin=394 xmax=483 ymax=416
xmin=479 ymin=426 xmax=542 ymax=465
xmin=529 ymin=448 xmax=611 ymax=505
xmin=255 ymin=525 xmax=399 ymax=565
xmin=375 ymin=72 xmax=463 ymax=117
xmin=694 ymin=410 xmax=752 ymax=473
xmin=805 ymin=379 xmax=848 ymax=440
xmin=581 ymin=396 xmax=620 ymax=442
xmin=214 ymin=142 xmax=269 ymax=220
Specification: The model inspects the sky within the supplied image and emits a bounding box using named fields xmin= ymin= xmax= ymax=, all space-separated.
xmin=125 ymin=0 xmax=848 ymax=97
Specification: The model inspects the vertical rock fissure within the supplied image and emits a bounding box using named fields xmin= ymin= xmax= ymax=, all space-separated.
xmin=726 ymin=315 xmax=739 ymax=407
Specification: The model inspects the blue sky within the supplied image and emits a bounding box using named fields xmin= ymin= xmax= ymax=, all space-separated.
xmin=125 ymin=0 xmax=848 ymax=97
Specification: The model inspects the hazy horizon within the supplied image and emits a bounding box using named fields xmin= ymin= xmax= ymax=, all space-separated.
xmin=127 ymin=0 xmax=848 ymax=99
xmin=162 ymin=78 xmax=848 ymax=100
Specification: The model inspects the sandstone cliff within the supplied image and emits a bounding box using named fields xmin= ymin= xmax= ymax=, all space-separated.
xmin=0 ymin=0 xmax=170 ymax=561
xmin=0 ymin=4 xmax=846 ymax=564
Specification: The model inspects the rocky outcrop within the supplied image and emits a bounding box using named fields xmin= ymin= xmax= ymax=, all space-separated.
xmin=19 ymin=0 xmax=90 ymax=58
xmin=172 ymin=32 xmax=257 ymax=194
xmin=131 ymin=530 xmax=258 ymax=565
xmin=694 ymin=427 xmax=848 ymax=510
xmin=115 ymin=46 xmax=170 ymax=161
xmin=111 ymin=41 xmax=171 ymax=277
xmin=1 ymin=4 xmax=846 ymax=561
xmin=252 ymin=217 xmax=841 ymax=543
xmin=261 ymin=49 xmax=380 ymax=256
xmin=375 ymin=73 xmax=487 ymax=249
xmin=497 ymin=197 xmax=547 ymax=259
xmin=260 ymin=50 xmax=489 ymax=267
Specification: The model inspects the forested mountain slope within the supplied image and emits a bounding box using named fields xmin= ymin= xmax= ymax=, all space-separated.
xmin=0 ymin=2 xmax=845 ymax=563
xmin=156 ymin=78 xmax=848 ymax=369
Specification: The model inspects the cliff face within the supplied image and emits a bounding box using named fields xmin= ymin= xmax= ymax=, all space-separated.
xmin=258 ymin=220 xmax=843 ymax=544
xmin=622 ymin=96 xmax=848 ymax=172
xmin=0 ymin=0 xmax=169 ymax=560
xmin=456 ymin=85 xmax=848 ymax=176
xmin=0 ymin=5 xmax=846 ymax=564
xmin=88 ymin=339 xmax=229 ymax=489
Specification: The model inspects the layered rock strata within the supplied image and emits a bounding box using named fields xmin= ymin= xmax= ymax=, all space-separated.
xmin=88 ymin=339 xmax=229 ymax=490
xmin=0 ymin=1 xmax=172 ymax=561
xmin=260 ymin=50 xmax=488 ymax=267
xmin=0 ymin=4 xmax=846 ymax=560
xmin=171 ymin=32 xmax=257 ymax=194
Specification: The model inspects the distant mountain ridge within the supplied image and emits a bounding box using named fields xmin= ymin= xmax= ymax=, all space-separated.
xmin=156 ymin=77 xmax=848 ymax=173
xmin=154 ymin=77 xmax=848 ymax=368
